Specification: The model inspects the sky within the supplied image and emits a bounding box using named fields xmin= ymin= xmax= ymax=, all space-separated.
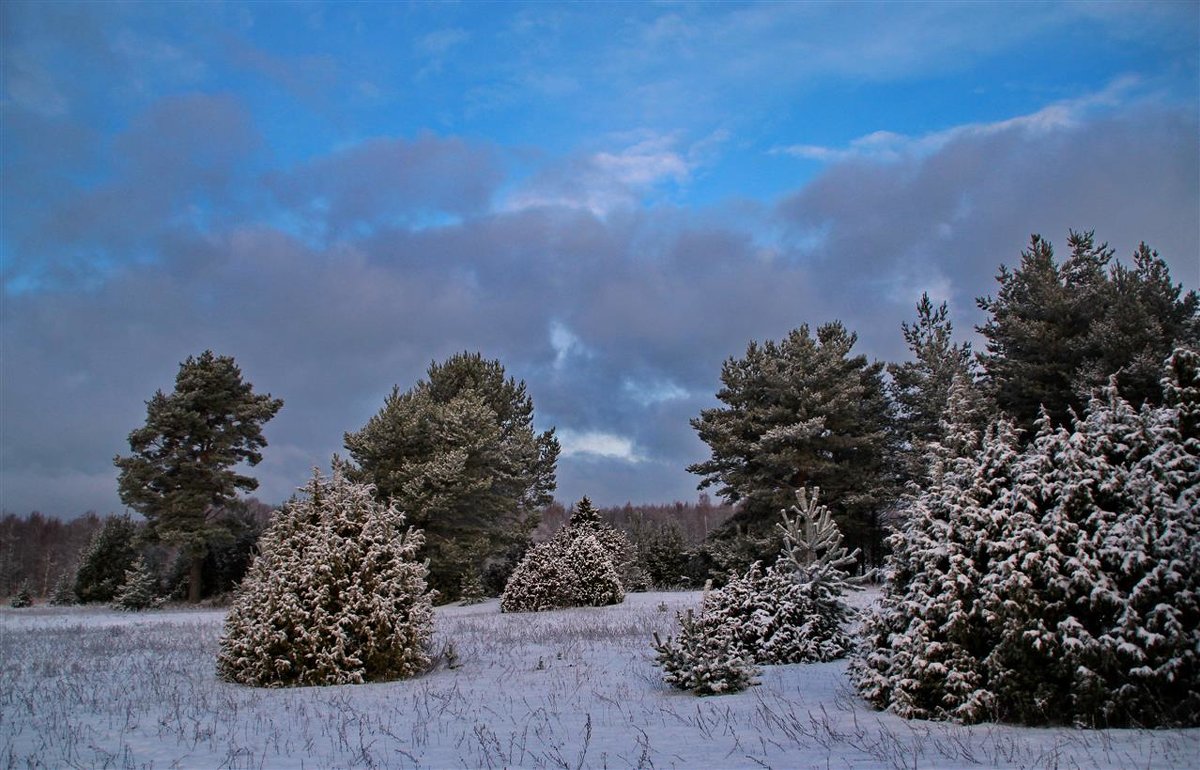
xmin=2 ymin=1 xmax=1198 ymax=518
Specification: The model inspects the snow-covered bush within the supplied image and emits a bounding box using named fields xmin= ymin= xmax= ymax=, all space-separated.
xmin=112 ymin=556 xmax=160 ymax=611
xmin=216 ymin=468 xmax=434 ymax=687
xmin=855 ymin=350 xmax=1200 ymax=727
xmin=500 ymin=497 xmax=626 ymax=613
xmin=499 ymin=540 xmax=580 ymax=612
xmin=652 ymin=488 xmax=859 ymax=695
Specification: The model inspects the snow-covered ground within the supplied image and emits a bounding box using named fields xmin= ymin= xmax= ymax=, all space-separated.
xmin=2 ymin=590 xmax=1196 ymax=769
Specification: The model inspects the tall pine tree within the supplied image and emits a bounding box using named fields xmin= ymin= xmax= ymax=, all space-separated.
xmin=115 ymin=351 xmax=283 ymax=602
xmin=689 ymin=322 xmax=896 ymax=568
xmin=345 ymin=352 xmax=559 ymax=601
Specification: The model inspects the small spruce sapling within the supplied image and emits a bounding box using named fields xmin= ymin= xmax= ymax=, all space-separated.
xmin=112 ymin=556 xmax=160 ymax=611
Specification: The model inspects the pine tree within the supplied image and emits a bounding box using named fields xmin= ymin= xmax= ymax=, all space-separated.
xmin=977 ymin=231 xmax=1198 ymax=434
xmin=345 ymin=352 xmax=559 ymax=601
xmin=112 ymin=556 xmax=159 ymax=611
xmin=48 ymin=570 xmax=77 ymax=606
xmin=889 ymin=294 xmax=984 ymax=485
xmin=689 ymin=322 xmax=897 ymax=568
xmin=652 ymin=607 xmax=760 ymax=696
xmin=217 ymin=468 xmax=434 ymax=687
xmin=115 ymin=351 xmax=283 ymax=603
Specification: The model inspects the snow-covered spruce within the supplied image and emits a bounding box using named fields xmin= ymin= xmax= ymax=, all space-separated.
xmin=653 ymin=488 xmax=859 ymax=695
xmin=500 ymin=497 xmax=626 ymax=612
xmin=854 ymin=349 xmax=1200 ymax=727
xmin=112 ymin=556 xmax=159 ymax=611
xmin=216 ymin=468 xmax=434 ymax=687
xmin=652 ymin=608 xmax=759 ymax=696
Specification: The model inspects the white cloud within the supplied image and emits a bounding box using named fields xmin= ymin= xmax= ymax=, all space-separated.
xmin=622 ymin=377 xmax=688 ymax=406
xmin=774 ymin=76 xmax=1141 ymax=164
xmin=557 ymin=429 xmax=645 ymax=463
xmin=504 ymin=133 xmax=692 ymax=217
xmin=549 ymin=321 xmax=589 ymax=369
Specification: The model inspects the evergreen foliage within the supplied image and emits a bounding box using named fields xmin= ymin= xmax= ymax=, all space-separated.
xmin=500 ymin=497 xmax=626 ymax=612
xmin=977 ymin=231 xmax=1198 ymax=433
xmin=854 ymin=350 xmax=1200 ymax=727
xmin=112 ymin=556 xmax=159 ymax=611
xmin=653 ymin=488 xmax=859 ymax=695
xmin=10 ymin=581 xmax=33 ymax=608
xmin=114 ymin=351 xmax=283 ymax=602
xmin=216 ymin=468 xmax=434 ymax=687
xmin=652 ymin=608 xmax=760 ymax=696
xmin=48 ymin=569 xmax=77 ymax=606
xmin=345 ymin=352 xmax=559 ymax=602
xmin=689 ymin=322 xmax=897 ymax=568
xmin=889 ymin=294 xmax=988 ymax=485
xmin=74 ymin=514 xmax=140 ymax=604
xmin=633 ymin=519 xmax=692 ymax=588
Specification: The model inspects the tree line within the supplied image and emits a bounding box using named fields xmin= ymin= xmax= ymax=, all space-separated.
xmin=5 ymin=228 xmax=1196 ymax=606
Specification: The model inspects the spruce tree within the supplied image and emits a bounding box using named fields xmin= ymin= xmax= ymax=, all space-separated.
xmin=345 ymin=352 xmax=559 ymax=601
xmin=217 ymin=468 xmax=434 ymax=687
xmin=112 ymin=556 xmax=159 ymax=611
xmin=115 ymin=351 xmax=283 ymax=602
xmin=689 ymin=322 xmax=896 ymax=567
xmin=74 ymin=514 xmax=140 ymax=604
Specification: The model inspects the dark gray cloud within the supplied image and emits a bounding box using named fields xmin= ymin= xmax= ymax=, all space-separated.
xmin=2 ymin=94 xmax=1196 ymax=517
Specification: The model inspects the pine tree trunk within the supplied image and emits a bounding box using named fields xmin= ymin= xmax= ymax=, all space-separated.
xmin=188 ymin=555 xmax=203 ymax=603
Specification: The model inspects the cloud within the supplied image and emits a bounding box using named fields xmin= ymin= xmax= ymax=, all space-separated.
xmin=267 ymin=134 xmax=504 ymax=238
xmin=774 ymin=77 xmax=1140 ymax=163
xmin=775 ymin=104 xmax=1200 ymax=356
xmin=505 ymin=134 xmax=693 ymax=216
xmin=557 ymin=430 xmax=644 ymax=463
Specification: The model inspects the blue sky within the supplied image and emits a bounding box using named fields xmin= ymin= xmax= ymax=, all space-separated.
xmin=2 ymin=1 xmax=1198 ymax=517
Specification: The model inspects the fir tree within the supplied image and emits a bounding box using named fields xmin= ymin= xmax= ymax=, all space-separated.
xmin=115 ymin=351 xmax=283 ymax=603
xmin=217 ymin=468 xmax=434 ymax=687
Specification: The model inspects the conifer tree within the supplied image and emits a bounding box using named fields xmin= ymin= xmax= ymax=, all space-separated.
xmin=689 ymin=322 xmax=896 ymax=567
xmin=346 ymin=352 xmax=559 ymax=601
xmin=112 ymin=556 xmax=159 ymax=611
xmin=856 ymin=351 xmax=1199 ymax=727
xmin=217 ymin=468 xmax=433 ymax=687
xmin=115 ymin=351 xmax=283 ymax=602
xmin=977 ymin=231 xmax=1198 ymax=433
xmin=654 ymin=487 xmax=859 ymax=696
xmin=74 ymin=514 xmax=140 ymax=604
xmin=500 ymin=497 xmax=628 ymax=612
xmin=889 ymin=294 xmax=986 ymax=485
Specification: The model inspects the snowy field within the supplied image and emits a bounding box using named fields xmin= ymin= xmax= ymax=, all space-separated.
xmin=2 ymin=590 xmax=1197 ymax=770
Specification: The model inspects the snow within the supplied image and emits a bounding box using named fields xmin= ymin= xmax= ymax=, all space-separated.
xmin=3 ymin=589 xmax=1196 ymax=769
